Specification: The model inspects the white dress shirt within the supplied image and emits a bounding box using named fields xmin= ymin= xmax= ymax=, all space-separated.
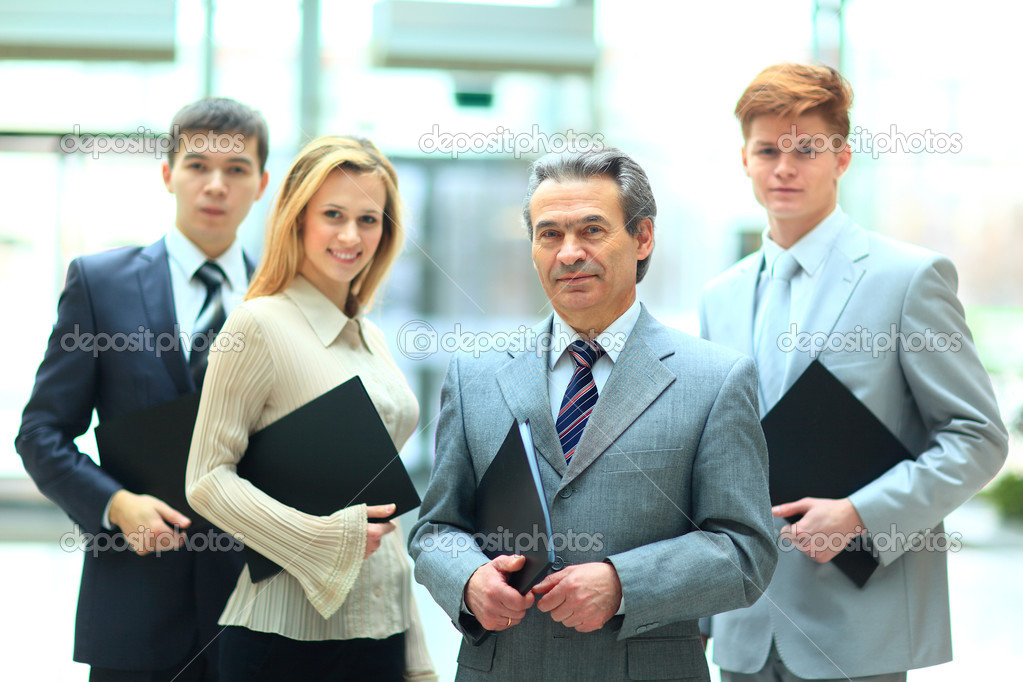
xmin=754 ymin=206 xmax=847 ymax=343
xmin=547 ymin=299 xmax=641 ymax=422
xmin=165 ymin=227 xmax=248 ymax=361
xmin=103 ymin=229 xmax=248 ymax=528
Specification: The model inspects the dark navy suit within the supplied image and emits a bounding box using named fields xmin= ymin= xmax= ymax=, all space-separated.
xmin=16 ymin=238 xmax=248 ymax=677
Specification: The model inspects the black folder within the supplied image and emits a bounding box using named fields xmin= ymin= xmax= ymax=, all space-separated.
xmin=474 ymin=420 xmax=554 ymax=594
xmin=237 ymin=376 xmax=421 ymax=583
xmin=95 ymin=391 xmax=209 ymax=527
xmin=762 ymin=359 xmax=913 ymax=587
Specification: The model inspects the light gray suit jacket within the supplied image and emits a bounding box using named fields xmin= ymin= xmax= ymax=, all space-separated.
xmin=699 ymin=213 xmax=1008 ymax=677
xmin=409 ymin=306 xmax=777 ymax=681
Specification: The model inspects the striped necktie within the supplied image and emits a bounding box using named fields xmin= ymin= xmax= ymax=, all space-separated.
xmin=190 ymin=261 xmax=227 ymax=389
xmin=556 ymin=339 xmax=604 ymax=464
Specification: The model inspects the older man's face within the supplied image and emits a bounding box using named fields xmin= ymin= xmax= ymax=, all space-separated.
xmin=530 ymin=175 xmax=652 ymax=335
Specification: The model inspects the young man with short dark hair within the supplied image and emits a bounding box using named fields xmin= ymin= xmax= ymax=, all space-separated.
xmin=17 ymin=97 xmax=269 ymax=681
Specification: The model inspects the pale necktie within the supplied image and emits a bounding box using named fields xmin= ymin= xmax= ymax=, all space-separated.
xmin=754 ymin=251 xmax=800 ymax=414
xmin=190 ymin=261 xmax=227 ymax=389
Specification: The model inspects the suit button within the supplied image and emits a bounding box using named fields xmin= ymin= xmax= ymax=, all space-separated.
xmin=559 ymin=487 xmax=573 ymax=498
xmin=552 ymin=556 xmax=565 ymax=570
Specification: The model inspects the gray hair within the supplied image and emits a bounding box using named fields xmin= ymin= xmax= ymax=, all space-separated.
xmin=522 ymin=147 xmax=655 ymax=283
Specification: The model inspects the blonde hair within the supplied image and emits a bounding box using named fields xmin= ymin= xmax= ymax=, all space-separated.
xmin=735 ymin=63 xmax=853 ymax=141
xmin=246 ymin=135 xmax=404 ymax=316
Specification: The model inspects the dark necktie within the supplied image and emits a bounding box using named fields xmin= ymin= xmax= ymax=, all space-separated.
xmin=190 ymin=261 xmax=227 ymax=389
xmin=556 ymin=339 xmax=604 ymax=464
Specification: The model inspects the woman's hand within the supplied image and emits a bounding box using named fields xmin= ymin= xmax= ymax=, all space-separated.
xmin=365 ymin=503 xmax=397 ymax=559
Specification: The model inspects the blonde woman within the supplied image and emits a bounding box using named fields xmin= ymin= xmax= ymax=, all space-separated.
xmin=186 ymin=136 xmax=434 ymax=681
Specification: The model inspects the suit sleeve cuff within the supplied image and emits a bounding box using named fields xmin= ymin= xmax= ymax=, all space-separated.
xmin=101 ymin=494 xmax=115 ymax=530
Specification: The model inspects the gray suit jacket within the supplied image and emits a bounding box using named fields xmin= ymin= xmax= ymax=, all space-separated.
xmin=409 ymin=306 xmax=777 ymax=681
xmin=700 ymin=213 xmax=1008 ymax=677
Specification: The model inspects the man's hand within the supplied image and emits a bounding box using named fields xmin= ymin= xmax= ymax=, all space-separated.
xmin=532 ymin=561 xmax=622 ymax=632
xmin=108 ymin=490 xmax=190 ymax=556
xmin=464 ymin=554 xmax=535 ymax=631
xmin=774 ymin=497 xmax=865 ymax=563
xmin=365 ymin=503 xmax=397 ymax=559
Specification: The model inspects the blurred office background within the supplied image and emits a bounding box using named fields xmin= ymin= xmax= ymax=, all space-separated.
xmin=1 ymin=1 xmax=1022 ymax=679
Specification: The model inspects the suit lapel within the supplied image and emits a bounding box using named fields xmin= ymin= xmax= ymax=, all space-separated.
xmin=138 ymin=238 xmax=193 ymax=395
xmin=716 ymin=254 xmax=761 ymax=357
xmin=495 ymin=316 xmax=567 ymax=477
xmin=563 ymin=306 xmax=675 ymax=487
xmin=783 ymin=220 xmax=868 ymax=391
xmin=243 ymin=251 xmax=257 ymax=279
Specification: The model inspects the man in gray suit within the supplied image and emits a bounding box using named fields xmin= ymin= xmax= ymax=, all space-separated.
xmin=701 ymin=63 xmax=1008 ymax=680
xmin=410 ymin=147 xmax=778 ymax=680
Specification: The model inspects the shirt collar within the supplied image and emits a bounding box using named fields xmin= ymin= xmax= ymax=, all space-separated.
xmin=761 ymin=205 xmax=846 ymax=278
xmin=282 ymin=274 xmax=372 ymax=351
xmin=548 ymin=298 xmax=641 ymax=370
xmin=165 ymin=227 xmax=247 ymax=293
